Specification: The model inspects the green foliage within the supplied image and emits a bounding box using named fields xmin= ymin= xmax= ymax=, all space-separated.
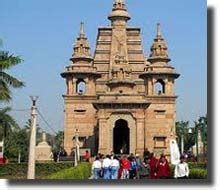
xmin=176 ymin=121 xmax=195 ymax=152
xmin=0 ymin=46 xmax=24 ymax=102
xmin=0 ymin=107 xmax=20 ymax=140
xmin=176 ymin=115 xmax=207 ymax=153
xmin=53 ymin=131 xmax=64 ymax=152
xmin=4 ymin=127 xmax=29 ymax=161
xmin=188 ymin=162 xmax=207 ymax=169
xmin=0 ymin=162 xmax=73 ymax=179
xmin=189 ymin=168 xmax=207 ymax=179
xmin=44 ymin=162 xmax=91 ymax=179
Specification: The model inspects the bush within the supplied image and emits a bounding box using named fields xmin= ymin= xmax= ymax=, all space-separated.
xmin=188 ymin=162 xmax=207 ymax=169
xmin=189 ymin=168 xmax=207 ymax=179
xmin=44 ymin=162 xmax=91 ymax=179
xmin=0 ymin=162 xmax=73 ymax=179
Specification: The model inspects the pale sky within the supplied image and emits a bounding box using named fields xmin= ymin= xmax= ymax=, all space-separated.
xmin=0 ymin=0 xmax=207 ymax=133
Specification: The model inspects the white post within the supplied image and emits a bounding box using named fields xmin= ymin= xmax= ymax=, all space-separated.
xmin=18 ymin=150 xmax=21 ymax=164
xmin=181 ymin=134 xmax=184 ymax=154
xmin=27 ymin=96 xmax=38 ymax=179
xmin=76 ymin=134 xmax=80 ymax=161
xmin=74 ymin=149 xmax=78 ymax=167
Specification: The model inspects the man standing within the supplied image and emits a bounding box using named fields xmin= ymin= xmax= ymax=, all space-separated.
xmin=111 ymin=156 xmax=120 ymax=179
xmin=103 ymin=155 xmax=112 ymax=179
xmin=92 ymin=156 xmax=102 ymax=179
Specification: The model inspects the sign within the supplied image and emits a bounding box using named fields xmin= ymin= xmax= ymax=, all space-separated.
xmin=170 ymin=139 xmax=180 ymax=165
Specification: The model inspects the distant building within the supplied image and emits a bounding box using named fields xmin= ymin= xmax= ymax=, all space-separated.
xmin=61 ymin=0 xmax=180 ymax=158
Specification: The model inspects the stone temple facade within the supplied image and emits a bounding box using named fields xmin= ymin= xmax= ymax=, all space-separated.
xmin=61 ymin=0 xmax=180 ymax=158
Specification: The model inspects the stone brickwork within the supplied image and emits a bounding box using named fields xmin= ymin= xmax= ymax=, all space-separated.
xmin=61 ymin=0 xmax=180 ymax=158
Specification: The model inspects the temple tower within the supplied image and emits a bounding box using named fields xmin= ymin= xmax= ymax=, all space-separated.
xmin=61 ymin=0 xmax=180 ymax=158
xmin=140 ymin=23 xmax=180 ymax=157
xmin=61 ymin=23 xmax=100 ymax=155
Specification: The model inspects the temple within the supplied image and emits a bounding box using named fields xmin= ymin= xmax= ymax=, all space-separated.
xmin=61 ymin=0 xmax=180 ymax=158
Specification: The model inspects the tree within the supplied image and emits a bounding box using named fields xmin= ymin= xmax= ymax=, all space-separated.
xmin=0 ymin=107 xmax=19 ymax=140
xmin=0 ymin=40 xmax=25 ymax=160
xmin=4 ymin=127 xmax=29 ymax=162
xmin=0 ymin=44 xmax=24 ymax=102
xmin=176 ymin=121 xmax=195 ymax=152
xmin=53 ymin=131 xmax=64 ymax=152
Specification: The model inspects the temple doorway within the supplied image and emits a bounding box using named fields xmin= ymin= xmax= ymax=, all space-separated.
xmin=113 ymin=119 xmax=130 ymax=154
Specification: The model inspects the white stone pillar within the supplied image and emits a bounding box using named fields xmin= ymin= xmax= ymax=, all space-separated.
xmin=27 ymin=96 xmax=38 ymax=179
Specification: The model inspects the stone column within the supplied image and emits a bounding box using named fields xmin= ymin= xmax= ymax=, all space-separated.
xmin=98 ymin=118 xmax=108 ymax=154
xmin=135 ymin=118 xmax=145 ymax=155
xmin=84 ymin=78 xmax=89 ymax=95
xmin=72 ymin=78 xmax=76 ymax=95
xmin=148 ymin=78 xmax=154 ymax=95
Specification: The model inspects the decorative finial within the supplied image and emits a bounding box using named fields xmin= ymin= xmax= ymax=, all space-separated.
xmin=115 ymin=0 xmax=125 ymax=4
xmin=108 ymin=0 xmax=130 ymax=24
xmin=79 ymin=22 xmax=85 ymax=38
xmin=157 ymin=23 xmax=162 ymax=37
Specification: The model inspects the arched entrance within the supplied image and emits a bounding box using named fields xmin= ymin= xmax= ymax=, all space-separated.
xmin=113 ymin=119 xmax=130 ymax=154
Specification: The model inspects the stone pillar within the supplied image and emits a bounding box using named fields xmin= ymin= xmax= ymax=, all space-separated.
xmin=147 ymin=78 xmax=153 ymax=95
xmin=70 ymin=78 xmax=77 ymax=94
xmin=84 ymin=78 xmax=89 ymax=95
xmin=98 ymin=118 xmax=108 ymax=154
xmin=136 ymin=118 xmax=145 ymax=155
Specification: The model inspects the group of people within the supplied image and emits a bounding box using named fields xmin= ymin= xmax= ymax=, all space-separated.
xmin=91 ymin=152 xmax=190 ymax=180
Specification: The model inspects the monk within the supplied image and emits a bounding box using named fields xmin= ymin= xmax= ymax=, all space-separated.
xmin=156 ymin=155 xmax=171 ymax=179
xmin=149 ymin=153 xmax=158 ymax=179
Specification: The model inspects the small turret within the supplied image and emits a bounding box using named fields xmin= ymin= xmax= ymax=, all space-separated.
xmin=71 ymin=22 xmax=93 ymax=63
xmin=148 ymin=23 xmax=170 ymax=63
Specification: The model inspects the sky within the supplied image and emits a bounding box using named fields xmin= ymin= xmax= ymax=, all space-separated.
xmin=0 ymin=0 xmax=207 ymax=134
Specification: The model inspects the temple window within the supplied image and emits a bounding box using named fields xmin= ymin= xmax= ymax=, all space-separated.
xmin=154 ymin=136 xmax=167 ymax=148
xmin=154 ymin=79 xmax=165 ymax=95
xmin=76 ymin=79 xmax=86 ymax=95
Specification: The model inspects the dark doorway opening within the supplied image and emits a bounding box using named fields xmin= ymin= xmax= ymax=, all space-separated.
xmin=113 ymin=119 xmax=129 ymax=154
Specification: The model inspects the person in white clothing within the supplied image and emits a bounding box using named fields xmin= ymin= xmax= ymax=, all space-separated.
xmin=92 ymin=156 xmax=102 ymax=179
xmin=103 ymin=155 xmax=112 ymax=179
xmin=111 ymin=156 xmax=120 ymax=179
xmin=174 ymin=155 xmax=190 ymax=179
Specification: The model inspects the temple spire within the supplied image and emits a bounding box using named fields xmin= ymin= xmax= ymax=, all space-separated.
xmin=108 ymin=0 xmax=130 ymax=26
xmin=157 ymin=23 xmax=162 ymax=38
xmin=148 ymin=23 xmax=170 ymax=62
xmin=79 ymin=22 xmax=85 ymax=38
xmin=70 ymin=22 xmax=93 ymax=63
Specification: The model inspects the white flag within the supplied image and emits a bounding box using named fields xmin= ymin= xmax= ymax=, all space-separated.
xmin=170 ymin=139 xmax=180 ymax=165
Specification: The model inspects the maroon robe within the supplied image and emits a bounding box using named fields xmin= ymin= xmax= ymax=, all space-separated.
xmin=156 ymin=161 xmax=171 ymax=178
xmin=149 ymin=157 xmax=158 ymax=179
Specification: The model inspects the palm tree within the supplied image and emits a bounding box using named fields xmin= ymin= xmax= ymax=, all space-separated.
xmin=0 ymin=43 xmax=24 ymax=102
xmin=0 ymin=107 xmax=19 ymax=141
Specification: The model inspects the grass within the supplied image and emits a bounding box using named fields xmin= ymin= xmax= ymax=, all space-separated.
xmin=43 ymin=162 xmax=91 ymax=179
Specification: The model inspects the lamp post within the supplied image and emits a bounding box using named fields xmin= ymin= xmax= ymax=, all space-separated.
xmin=27 ymin=96 xmax=38 ymax=179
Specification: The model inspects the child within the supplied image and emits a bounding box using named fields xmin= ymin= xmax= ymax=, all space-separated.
xmin=174 ymin=155 xmax=189 ymax=179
